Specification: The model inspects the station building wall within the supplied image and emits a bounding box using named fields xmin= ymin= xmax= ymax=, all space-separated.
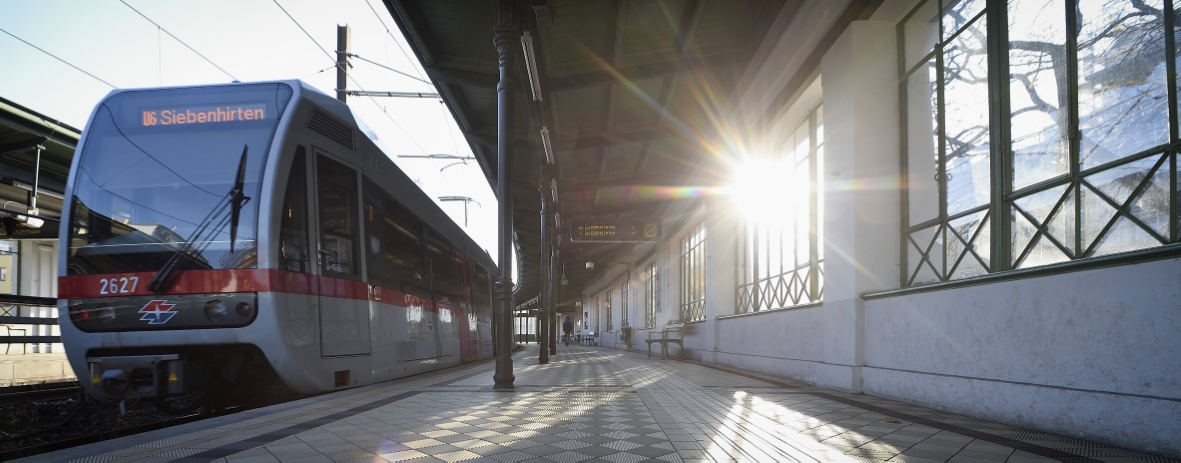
xmin=582 ymin=0 xmax=1181 ymax=456
xmin=1 ymin=239 xmax=62 ymax=356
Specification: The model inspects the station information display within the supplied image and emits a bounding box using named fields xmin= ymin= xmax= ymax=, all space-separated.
xmin=570 ymin=217 xmax=660 ymax=242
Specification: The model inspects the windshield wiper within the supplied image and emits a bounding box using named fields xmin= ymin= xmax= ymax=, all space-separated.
xmin=148 ymin=145 xmax=251 ymax=293
xmin=229 ymin=146 xmax=250 ymax=253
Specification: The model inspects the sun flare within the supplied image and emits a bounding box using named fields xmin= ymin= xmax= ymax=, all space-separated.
xmin=729 ymin=159 xmax=796 ymax=224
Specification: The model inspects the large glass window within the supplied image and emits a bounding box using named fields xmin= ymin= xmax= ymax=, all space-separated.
xmin=363 ymin=178 xmax=428 ymax=297
xmin=621 ymin=280 xmax=629 ymax=328
xmin=898 ymin=0 xmax=1179 ymax=287
xmin=317 ymin=155 xmax=359 ymax=277
xmin=737 ymin=107 xmax=824 ymax=312
xmin=279 ymin=148 xmax=310 ymax=273
xmin=643 ymin=261 xmax=658 ymax=328
xmin=605 ymin=292 xmax=613 ymax=331
xmin=679 ymin=222 xmax=706 ymax=321
xmin=67 ymin=83 xmax=292 ymax=275
xmin=428 ymin=236 xmax=459 ymax=306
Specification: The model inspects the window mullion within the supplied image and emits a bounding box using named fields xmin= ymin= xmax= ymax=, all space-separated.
xmin=1167 ymin=0 xmax=1179 ymax=243
xmin=990 ymin=0 xmax=1010 ymax=272
xmin=1065 ymin=0 xmax=1082 ymax=257
xmin=896 ymin=18 xmax=911 ymax=287
xmin=752 ymin=221 xmax=759 ymax=311
xmin=936 ymin=35 xmax=948 ymax=279
xmin=808 ymin=110 xmax=820 ymax=301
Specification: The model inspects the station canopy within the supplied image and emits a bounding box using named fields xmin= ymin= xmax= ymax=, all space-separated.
xmin=384 ymin=0 xmax=783 ymax=305
xmin=0 ymin=96 xmax=79 ymax=234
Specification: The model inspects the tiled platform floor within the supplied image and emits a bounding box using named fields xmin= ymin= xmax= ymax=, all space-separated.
xmin=27 ymin=345 xmax=1177 ymax=463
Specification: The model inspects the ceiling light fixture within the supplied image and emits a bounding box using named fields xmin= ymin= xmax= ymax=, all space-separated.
xmin=540 ymin=126 xmax=554 ymax=164
xmin=521 ymin=31 xmax=543 ymax=102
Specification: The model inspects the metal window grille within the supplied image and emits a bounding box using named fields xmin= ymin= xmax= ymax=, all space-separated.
xmin=621 ymin=280 xmax=630 ymax=328
xmin=737 ymin=106 xmax=824 ymax=313
xmin=644 ymin=261 xmax=658 ymax=328
xmin=898 ymin=0 xmax=1181 ymax=288
xmin=679 ymin=222 xmax=706 ymax=321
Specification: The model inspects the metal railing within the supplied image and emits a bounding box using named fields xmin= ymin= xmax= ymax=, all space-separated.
xmin=0 ymin=294 xmax=60 ymax=352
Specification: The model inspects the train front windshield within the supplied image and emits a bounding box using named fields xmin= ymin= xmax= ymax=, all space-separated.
xmin=67 ymin=83 xmax=293 ymax=275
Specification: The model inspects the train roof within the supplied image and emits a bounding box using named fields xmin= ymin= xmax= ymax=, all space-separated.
xmin=90 ymin=80 xmax=494 ymax=271
xmin=291 ymin=81 xmax=496 ymax=270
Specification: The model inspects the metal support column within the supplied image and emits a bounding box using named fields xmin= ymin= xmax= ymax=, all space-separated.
xmin=548 ymin=233 xmax=558 ymax=355
xmin=491 ymin=5 xmax=518 ymax=390
xmin=336 ymin=25 xmax=350 ymax=103
xmin=538 ymin=175 xmax=550 ymax=364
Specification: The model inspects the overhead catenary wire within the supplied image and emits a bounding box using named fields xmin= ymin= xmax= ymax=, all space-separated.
xmin=347 ymin=52 xmax=431 ymax=85
xmin=362 ymin=0 xmax=428 ymax=82
xmin=272 ymin=0 xmax=339 ymax=68
xmin=118 ymin=0 xmax=239 ymax=82
xmin=0 ymin=27 xmax=116 ymax=88
xmin=300 ymin=65 xmax=337 ymax=79
xmin=270 ymin=0 xmax=430 ymax=155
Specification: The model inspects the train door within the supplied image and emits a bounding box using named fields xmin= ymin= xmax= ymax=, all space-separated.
xmin=426 ymin=234 xmax=458 ymax=361
xmin=474 ymin=264 xmax=493 ymax=357
xmin=456 ymin=252 xmax=477 ymax=362
xmin=276 ymin=147 xmax=317 ymax=348
xmin=314 ymin=151 xmax=371 ymax=357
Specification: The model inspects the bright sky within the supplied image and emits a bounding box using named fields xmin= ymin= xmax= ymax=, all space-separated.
xmin=0 ymin=0 xmax=500 ymax=263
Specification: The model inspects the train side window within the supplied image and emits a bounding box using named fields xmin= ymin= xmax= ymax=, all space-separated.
xmin=427 ymin=234 xmax=458 ymax=306
xmin=316 ymin=154 xmax=359 ymax=277
xmin=279 ymin=147 xmax=310 ymax=273
xmin=474 ymin=264 xmax=491 ymax=319
xmin=362 ymin=178 xmax=428 ymax=297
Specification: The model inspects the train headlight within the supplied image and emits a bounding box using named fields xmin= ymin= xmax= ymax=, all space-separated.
xmin=235 ymin=302 xmax=253 ymax=318
xmin=204 ymin=299 xmax=228 ymax=322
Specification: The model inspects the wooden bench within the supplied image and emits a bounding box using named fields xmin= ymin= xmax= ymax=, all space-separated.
xmin=646 ymin=321 xmax=685 ymax=359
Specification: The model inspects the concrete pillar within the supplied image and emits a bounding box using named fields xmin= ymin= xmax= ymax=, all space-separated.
xmin=817 ymin=20 xmax=900 ymax=393
xmin=703 ymin=196 xmax=740 ymax=362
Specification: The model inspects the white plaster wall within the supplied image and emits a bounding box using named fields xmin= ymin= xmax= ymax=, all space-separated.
xmin=6 ymin=239 xmax=60 ymax=355
xmin=733 ymin=0 xmax=853 ymax=125
xmin=863 ymin=258 xmax=1181 ymax=455
xmin=588 ymin=0 xmax=1181 ymax=454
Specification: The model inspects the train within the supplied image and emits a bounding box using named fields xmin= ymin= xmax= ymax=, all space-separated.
xmin=56 ymin=81 xmax=495 ymax=412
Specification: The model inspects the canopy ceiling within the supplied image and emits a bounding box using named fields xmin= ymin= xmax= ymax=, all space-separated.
xmin=0 ymin=96 xmax=80 ymax=218
xmin=384 ymin=0 xmax=784 ymax=305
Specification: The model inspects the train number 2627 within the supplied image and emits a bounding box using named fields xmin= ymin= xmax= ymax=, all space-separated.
xmin=99 ymin=276 xmax=139 ymax=295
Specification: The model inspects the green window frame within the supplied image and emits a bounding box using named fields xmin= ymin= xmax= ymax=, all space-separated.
xmin=643 ymin=260 xmax=658 ymax=328
xmin=621 ymin=280 xmax=630 ymax=328
xmin=606 ymin=292 xmax=613 ymax=332
xmin=899 ymin=0 xmax=1180 ymax=287
xmin=680 ymin=222 xmax=706 ymax=321
xmin=737 ymin=106 xmax=824 ymax=312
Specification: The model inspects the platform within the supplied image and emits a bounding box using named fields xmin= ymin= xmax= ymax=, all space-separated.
xmin=0 ymin=353 xmax=76 ymax=387
xmin=26 ymin=345 xmax=1173 ymax=463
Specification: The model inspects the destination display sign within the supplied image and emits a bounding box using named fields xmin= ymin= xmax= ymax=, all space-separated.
xmin=141 ymin=103 xmax=266 ymax=127
xmin=570 ymin=217 xmax=660 ymax=243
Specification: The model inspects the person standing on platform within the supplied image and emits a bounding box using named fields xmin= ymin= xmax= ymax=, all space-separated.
xmin=562 ymin=316 xmax=574 ymax=346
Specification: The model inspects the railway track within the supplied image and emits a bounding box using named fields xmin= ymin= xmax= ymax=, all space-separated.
xmin=0 ymin=381 xmax=80 ymax=406
xmin=0 ymin=382 xmax=250 ymax=461
xmin=0 ymin=406 xmax=229 ymax=460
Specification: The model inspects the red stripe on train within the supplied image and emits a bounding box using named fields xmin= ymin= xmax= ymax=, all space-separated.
xmin=60 ymin=269 xmax=371 ymax=301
